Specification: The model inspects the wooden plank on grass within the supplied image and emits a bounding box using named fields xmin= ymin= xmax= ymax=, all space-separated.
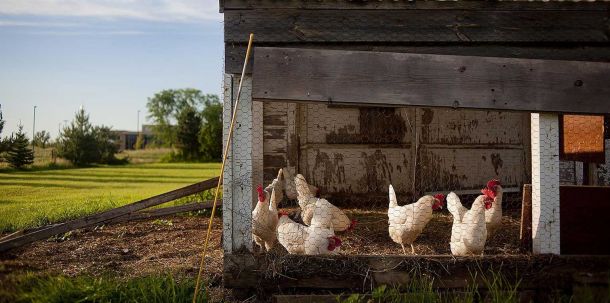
xmin=0 ymin=177 xmax=219 ymax=253
xmin=252 ymin=47 xmax=610 ymax=114
xmin=102 ymin=200 xmax=222 ymax=225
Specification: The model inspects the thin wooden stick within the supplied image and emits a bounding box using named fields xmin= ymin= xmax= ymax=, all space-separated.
xmin=192 ymin=33 xmax=254 ymax=303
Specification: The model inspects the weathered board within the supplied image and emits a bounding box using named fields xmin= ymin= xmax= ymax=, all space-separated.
xmin=252 ymin=47 xmax=610 ymax=114
xmin=221 ymin=0 xmax=610 ymax=11
xmin=225 ymin=10 xmax=608 ymax=43
xmin=227 ymin=45 xmax=610 ymax=75
xmin=224 ymin=254 xmax=610 ymax=292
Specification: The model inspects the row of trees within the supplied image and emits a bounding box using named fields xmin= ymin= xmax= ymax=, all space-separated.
xmin=147 ymin=89 xmax=222 ymax=162
xmin=0 ymin=106 xmax=120 ymax=169
xmin=0 ymin=87 xmax=221 ymax=168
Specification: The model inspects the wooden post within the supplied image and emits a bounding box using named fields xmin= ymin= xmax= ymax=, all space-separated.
xmin=530 ymin=113 xmax=561 ymax=254
xmin=222 ymin=74 xmax=261 ymax=253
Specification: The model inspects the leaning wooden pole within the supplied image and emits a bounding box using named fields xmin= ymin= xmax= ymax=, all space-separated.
xmin=192 ymin=33 xmax=254 ymax=303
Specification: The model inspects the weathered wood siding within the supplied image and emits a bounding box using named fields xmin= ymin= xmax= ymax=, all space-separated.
xmin=263 ymin=103 xmax=531 ymax=203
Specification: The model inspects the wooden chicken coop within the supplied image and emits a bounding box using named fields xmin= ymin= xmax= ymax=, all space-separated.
xmin=220 ymin=0 xmax=610 ymax=299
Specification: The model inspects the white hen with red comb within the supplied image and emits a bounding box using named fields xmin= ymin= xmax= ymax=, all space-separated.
xmin=448 ymin=192 xmax=491 ymax=256
xmin=388 ymin=185 xmax=444 ymax=254
xmin=483 ymin=179 xmax=503 ymax=237
xmin=252 ymin=183 xmax=279 ymax=252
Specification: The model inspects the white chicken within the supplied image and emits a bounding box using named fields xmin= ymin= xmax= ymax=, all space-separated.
xmin=283 ymin=168 xmax=318 ymax=200
xmin=388 ymin=185 xmax=444 ymax=254
xmin=276 ymin=210 xmax=342 ymax=255
xmin=483 ymin=179 xmax=503 ymax=237
xmin=295 ymin=174 xmax=355 ymax=231
xmin=447 ymin=192 xmax=493 ymax=256
xmin=446 ymin=179 xmax=503 ymax=237
xmin=251 ymin=184 xmax=279 ymax=252
xmin=276 ymin=211 xmax=308 ymax=254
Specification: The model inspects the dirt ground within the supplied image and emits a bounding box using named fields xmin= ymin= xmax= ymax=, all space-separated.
xmin=0 ymin=207 xmax=522 ymax=279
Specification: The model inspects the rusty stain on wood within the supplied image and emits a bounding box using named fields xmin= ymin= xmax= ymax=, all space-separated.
xmin=326 ymin=108 xmax=406 ymax=144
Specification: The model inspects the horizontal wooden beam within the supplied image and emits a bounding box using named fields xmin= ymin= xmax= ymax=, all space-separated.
xmin=0 ymin=177 xmax=220 ymax=253
xmin=221 ymin=0 xmax=610 ymax=11
xmin=102 ymin=200 xmax=221 ymax=225
xmin=226 ymin=44 xmax=610 ymax=74
xmin=225 ymin=9 xmax=609 ymax=43
xmin=224 ymin=254 xmax=610 ymax=291
xmin=252 ymin=47 xmax=610 ymax=114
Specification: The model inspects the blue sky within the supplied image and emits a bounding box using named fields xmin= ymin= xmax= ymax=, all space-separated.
xmin=0 ymin=0 xmax=223 ymax=139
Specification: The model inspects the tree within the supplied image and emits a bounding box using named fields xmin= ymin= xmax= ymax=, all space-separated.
xmin=199 ymin=99 xmax=223 ymax=162
xmin=33 ymin=130 xmax=51 ymax=148
xmin=57 ymin=108 xmax=119 ymax=166
xmin=176 ymin=106 xmax=202 ymax=161
xmin=6 ymin=125 xmax=34 ymax=169
xmin=146 ymin=89 xmax=219 ymax=147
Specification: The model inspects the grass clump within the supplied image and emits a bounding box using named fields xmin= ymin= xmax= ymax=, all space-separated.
xmin=1 ymin=272 xmax=208 ymax=303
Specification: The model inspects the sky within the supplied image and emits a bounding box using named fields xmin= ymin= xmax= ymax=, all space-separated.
xmin=0 ymin=0 xmax=224 ymax=139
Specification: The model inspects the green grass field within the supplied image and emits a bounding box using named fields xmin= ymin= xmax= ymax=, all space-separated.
xmin=0 ymin=163 xmax=220 ymax=233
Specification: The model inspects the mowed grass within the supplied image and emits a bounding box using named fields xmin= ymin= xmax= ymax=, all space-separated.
xmin=0 ymin=163 xmax=220 ymax=233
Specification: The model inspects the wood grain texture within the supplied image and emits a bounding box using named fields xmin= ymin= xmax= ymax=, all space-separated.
xmin=0 ymin=177 xmax=219 ymax=253
xmin=225 ymin=9 xmax=609 ymax=43
xmin=252 ymin=47 xmax=610 ymax=114
xmin=225 ymin=44 xmax=610 ymax=74
xmin=102 ymin=201 xmax=220 ymax=225
xmin=221 ymin=0 xmax=610 ymax=11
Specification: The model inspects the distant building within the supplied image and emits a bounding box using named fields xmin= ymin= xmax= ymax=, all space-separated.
xmin=113 ymin=125 xmax=154 ymax=151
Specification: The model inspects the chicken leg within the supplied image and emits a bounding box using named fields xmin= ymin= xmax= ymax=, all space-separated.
xmin=411 ymin=244 xmax=416 ymax=255
xmin=401 ymin=244 xmax=407 ymax=255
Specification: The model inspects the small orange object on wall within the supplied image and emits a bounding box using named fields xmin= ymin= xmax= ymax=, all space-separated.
xmin=559 ymin=115 xmax=605 ymax=163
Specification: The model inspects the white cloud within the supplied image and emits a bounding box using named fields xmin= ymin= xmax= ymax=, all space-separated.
xmin=0 ymin=0 xmax=221 ymax=22
xmin=0 ymin=20 xmax=81 ymax=27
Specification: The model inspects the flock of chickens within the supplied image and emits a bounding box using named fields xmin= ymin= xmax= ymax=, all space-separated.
xmin=252 ymin=168 xmax=503 ymax=256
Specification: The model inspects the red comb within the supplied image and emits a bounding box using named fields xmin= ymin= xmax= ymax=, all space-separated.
xmin=333 ymin=236 xmax=342 ymax=247
xmin=256 ymin=185 xmax=266 ymax=202
xmin=487 ymin=179 xmax=501 ymax=189
xmin=481 ymin=188 xmax=496 ymax=200
xmin=433 ymin=194 xmax=445 ymax=202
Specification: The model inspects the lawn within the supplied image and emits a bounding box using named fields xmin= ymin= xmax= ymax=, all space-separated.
xmin=0 ymin=163 xmax=221 ymax=233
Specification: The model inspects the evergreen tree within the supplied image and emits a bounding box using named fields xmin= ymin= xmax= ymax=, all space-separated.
xmin=57 ymin=108 xmax=97 ymax=165
xmin=199 ymin=99 xmax=223 ymax=162
xmin=6 ymin=125 xmax=34 ymax=169
xmin=57 ymin=107 xmax=119 ymax=165
xmin=176 ymin=106 xmax=202 ymax=161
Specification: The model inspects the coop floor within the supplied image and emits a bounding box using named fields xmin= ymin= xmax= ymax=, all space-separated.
xmin=0 ymin=208 xmax=523 ymax=280
xmin=279 ymin=207 xmax=523 ymax=256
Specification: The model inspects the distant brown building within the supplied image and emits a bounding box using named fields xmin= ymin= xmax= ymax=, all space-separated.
xmin=113 ymin=125 xmax=154 ymax=151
